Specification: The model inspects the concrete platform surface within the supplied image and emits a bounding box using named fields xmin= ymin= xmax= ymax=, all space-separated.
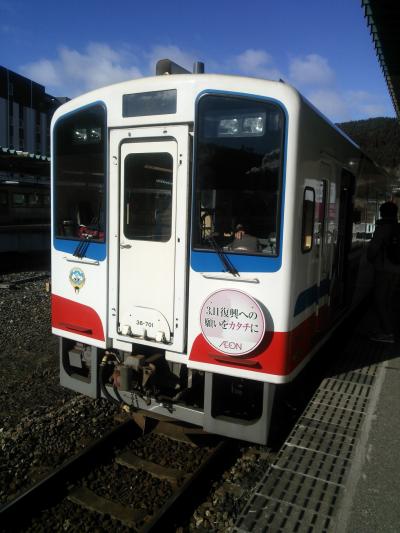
xmin=234 ymin=307 xmax=400 ymax=532
xmin=338 ymin=348 xmax=400 ymax=533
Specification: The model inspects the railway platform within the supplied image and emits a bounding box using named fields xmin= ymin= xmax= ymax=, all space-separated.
xmin=234 ymin=305 xmax=400 ymax=533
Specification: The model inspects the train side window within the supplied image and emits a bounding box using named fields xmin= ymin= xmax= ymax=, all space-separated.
xmin=12 ymin=193 xmax=27 ymax=207
xmin=302 ymin=187 xmax=315 ymax=252
xmin=28 ymin=193 xmax=41 ymax=207
xmin=0 ymin=191 xmax=8 ymax=206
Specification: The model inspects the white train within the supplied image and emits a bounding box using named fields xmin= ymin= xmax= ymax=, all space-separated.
xmin=51 ymin=60 xmax=388 ymax=443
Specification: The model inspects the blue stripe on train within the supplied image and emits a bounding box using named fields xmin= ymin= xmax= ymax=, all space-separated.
xmin=294 ymin=278 xmax=331 ymax=316
xmin=191 ymin=250 xmax=282 ymax=273
xmin=53 ymin=238 xmax=106 ymax=261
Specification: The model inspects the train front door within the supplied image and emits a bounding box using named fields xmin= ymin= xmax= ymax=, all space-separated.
xmin=110 ymin=126 xmax=190 ymax=352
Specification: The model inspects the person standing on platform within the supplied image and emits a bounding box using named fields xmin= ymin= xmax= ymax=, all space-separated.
xmin=367 ymin=201 xmax=400 ymax=343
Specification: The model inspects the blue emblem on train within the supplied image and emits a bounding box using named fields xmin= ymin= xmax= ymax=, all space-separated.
xmin=69 ymin=268 xmax=86 ymax=293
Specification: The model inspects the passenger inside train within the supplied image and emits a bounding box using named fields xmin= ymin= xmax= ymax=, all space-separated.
xmin=229 ymin=224 xmax=260 ymax=252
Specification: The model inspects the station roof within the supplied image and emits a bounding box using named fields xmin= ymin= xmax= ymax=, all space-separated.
xmin=0 ymin=146 xmax=50 ymax=180
xmin=0 ymin=146 xmax=50 ymax=162
xmin=362 ymin=0 xmax=400 ymax=118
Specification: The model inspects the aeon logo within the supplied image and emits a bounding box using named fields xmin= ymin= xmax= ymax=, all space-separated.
xmin=219 ymin=340 xmax=243 ymax=351
xmin=200 ymin=289 xmax=265 ymax=356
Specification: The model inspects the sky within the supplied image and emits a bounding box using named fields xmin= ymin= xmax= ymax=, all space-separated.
xmin=0 ymin=0 xmax=395 ymax=123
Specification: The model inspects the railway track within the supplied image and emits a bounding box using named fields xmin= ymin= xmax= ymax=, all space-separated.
xmin=0 ymin=272 xmax=50 ymax=289
xmin=0 ymin=415 xmax=235 ymax=532
xmin=0 ymin=300 xmax=348 ymax=531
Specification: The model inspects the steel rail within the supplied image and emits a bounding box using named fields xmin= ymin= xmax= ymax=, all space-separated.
xmin=0 ymin=272 xmax=50 ymax=289
xmin=140 ymin=438 xmax=235 ymax=533
xmin=0 ymin=419 xmax=140 ymax=528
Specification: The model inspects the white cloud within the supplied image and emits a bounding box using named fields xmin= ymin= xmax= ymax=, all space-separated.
xmin=231 ymin=49 xmax=282 ymax=80
xmin=146 ymin=45 xmax=198 ymax=74
xmin=289 ymin=54 xmax=334 ymax=86
xmin=357 ymin=103 xmax=387 ymax=117
xmin=22 ymin=58 xmax=60 ymax=87
xmin=18 ymin=42 xmax=391 ymax=121
xmin=305 ymin=88 xmax=389 ymax=122
xmin=307 ymin=89 xmax=349 ymax=121
xmin=20 ymin=43 xmax=199 ymax=97
xmin=286 ymin=55 xmax=390 ymax=121
xmin=21 ymin=43 xmax=143 ymax=97
xmin=344 ymin=90 xmax=388 ymax=120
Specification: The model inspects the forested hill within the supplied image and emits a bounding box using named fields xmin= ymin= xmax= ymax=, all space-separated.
xmin=337 ymin=117 xmax=400 ymax=177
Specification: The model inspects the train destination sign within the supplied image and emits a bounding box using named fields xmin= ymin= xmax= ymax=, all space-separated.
xmin=200 ymin=289 xmax=266 ymax=356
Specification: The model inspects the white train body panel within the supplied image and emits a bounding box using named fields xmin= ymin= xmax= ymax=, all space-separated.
xmin=51 ymin=71 xmax=387 ymax=442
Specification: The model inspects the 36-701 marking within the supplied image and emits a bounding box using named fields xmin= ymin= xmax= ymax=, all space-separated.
xmin=136 ymin=320 xmax=154 ymax=328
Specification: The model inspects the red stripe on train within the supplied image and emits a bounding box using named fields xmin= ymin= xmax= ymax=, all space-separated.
xmin=51 ymin=294 xmax=105 ymax=341
xmin=189 ymin=307 xmax=330 ymax=377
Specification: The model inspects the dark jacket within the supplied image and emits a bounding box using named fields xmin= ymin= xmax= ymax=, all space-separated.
xmin=367 ymin=219 xmax=400 ymax=273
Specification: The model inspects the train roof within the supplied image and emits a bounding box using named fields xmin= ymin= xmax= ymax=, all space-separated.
xmin=52 ymin=72 xmax=363 ymax=155
xmin=52 ymin=73 xmax=302 ymax=122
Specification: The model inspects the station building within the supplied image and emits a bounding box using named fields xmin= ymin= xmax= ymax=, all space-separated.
xmin=0 ymin=65 xmax=67 ymax=156
xmin=0 ymin=66 xmax=68 ymax=184
xmin=0 ymin=67 xmax=67 ymax=254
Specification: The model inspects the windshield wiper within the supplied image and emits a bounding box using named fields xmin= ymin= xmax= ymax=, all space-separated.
xmin=207 ymin=236 xmax=239 ymax=277
xmin=73 ymin=237 xmax=91 ymax=258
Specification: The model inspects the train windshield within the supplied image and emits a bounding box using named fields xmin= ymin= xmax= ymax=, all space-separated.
xmin=53 ymin=104 xmax=106 ymax=242
xmin=193 ymin=94 xmax=284 ymax=256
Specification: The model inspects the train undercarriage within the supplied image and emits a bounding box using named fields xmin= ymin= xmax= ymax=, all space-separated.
xmin=60 ymin=339 xmax=275 ymax=444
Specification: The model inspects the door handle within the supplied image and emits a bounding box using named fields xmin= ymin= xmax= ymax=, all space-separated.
xmin=120 ymin=243 xmax=132 ymax=249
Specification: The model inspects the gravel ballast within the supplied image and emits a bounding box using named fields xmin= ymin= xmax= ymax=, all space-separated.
xmin=0 ymin=271 xmax=120 ymax=506
xmin=0 ymin=269 xmax=277 ymax=531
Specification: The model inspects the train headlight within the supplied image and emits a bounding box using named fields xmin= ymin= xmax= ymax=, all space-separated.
xmin=218 ymin=118 xmax=240 ymax=136
xmin=217 ymin=113 xmax=265 ymax=137
xmin=73 ymin=127 xmax=102 ymax=144
xmin=73 ymin=128 xmax=87 ymax=142
xmin=242 ymin=115 xmax=264 ymax=134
